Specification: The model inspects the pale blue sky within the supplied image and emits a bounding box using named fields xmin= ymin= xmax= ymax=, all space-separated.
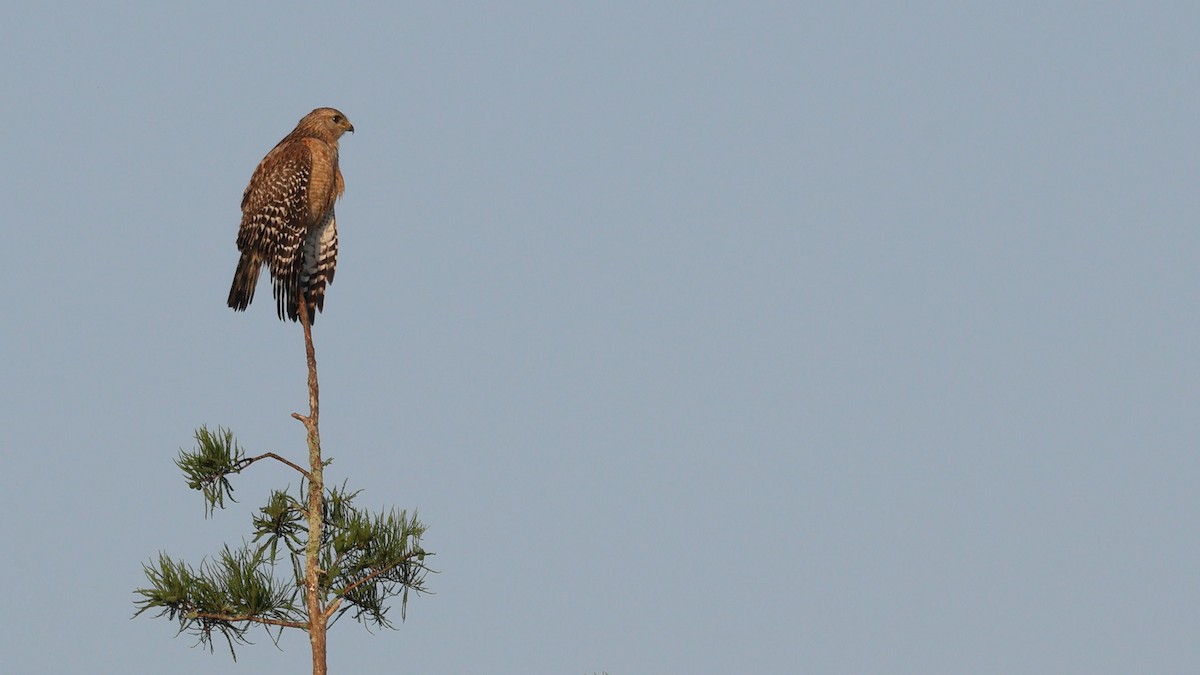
xmin=2 ymin=2 xmax=1198 ymax=673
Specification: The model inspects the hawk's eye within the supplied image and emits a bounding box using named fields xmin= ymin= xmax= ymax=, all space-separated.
xmin=332 ymin=115 xmax=342 ymax=124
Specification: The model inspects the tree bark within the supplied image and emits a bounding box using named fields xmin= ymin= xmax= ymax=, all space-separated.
xmin=297 ymin=301 xmax=327 ymax=675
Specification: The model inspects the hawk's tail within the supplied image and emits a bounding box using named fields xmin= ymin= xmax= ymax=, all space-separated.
xmin=281 ymin=271 xmax=328 ymax=325
xmin=228 ymin=252 xmax=261 ymax=312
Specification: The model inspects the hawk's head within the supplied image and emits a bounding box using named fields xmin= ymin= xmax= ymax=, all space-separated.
xmin=297 ymin=107 xmax=355 ymax=141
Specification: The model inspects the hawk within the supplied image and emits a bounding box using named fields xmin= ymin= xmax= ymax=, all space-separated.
xmin=227 ymin=107 xmax=354 ymax=323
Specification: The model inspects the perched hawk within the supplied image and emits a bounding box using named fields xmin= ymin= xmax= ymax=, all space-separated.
xmin=228 ymin=107 xmax=354 ymax=323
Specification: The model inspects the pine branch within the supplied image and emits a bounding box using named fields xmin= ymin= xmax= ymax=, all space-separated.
xmin=176 ymin=427 xmax=310 ymax=516
xmin=323 ymin=550 xmax=431 ymax=622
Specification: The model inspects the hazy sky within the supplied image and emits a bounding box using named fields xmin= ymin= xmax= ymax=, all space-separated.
xmin=2 ymin=3 xmax=1198 ymax=673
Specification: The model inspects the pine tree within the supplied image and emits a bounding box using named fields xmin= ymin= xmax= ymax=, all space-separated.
xmin=135 ymin=303 xmax=431 ymax=674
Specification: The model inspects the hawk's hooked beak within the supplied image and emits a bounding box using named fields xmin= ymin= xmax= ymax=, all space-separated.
xmin=347 ymin=123 xmax=355 ymax=134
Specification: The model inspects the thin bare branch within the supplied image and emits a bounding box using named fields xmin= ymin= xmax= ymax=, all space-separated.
xmin=237 ymin=452 xmax=311 ymax=479
xmin=192 ymin=612 xmax=308 ymax=630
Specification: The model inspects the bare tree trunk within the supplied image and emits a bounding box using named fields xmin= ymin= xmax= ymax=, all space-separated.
xmin=296 ymin=301 xmax=327 ymax=675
